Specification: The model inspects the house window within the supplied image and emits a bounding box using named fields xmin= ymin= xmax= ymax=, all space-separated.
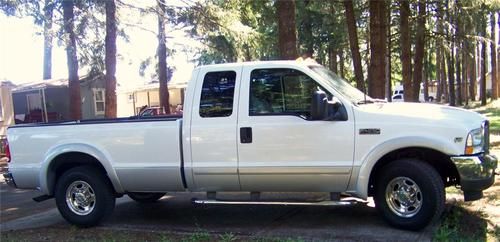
xmin=93 ymin=88 xmax=105 ymax=115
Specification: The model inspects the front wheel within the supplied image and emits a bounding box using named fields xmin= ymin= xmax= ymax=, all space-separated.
xmin=55 ymin=166 xmax=116 ymax=227
xmin=374 ymin=159 xmax=444 ymax=230
xmin=128 ymin=192 xmax=166 ymax=203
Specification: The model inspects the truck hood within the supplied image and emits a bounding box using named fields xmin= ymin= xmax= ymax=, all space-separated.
xmin=357 ymin=102 xmax=485 ymax=130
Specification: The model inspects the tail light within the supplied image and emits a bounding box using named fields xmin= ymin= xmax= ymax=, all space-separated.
xmin=3 ymin=139 xmax=10 ymax=162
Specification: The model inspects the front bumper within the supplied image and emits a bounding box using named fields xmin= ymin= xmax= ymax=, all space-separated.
xmin=451 ymin=153 xmax=498 ymax=201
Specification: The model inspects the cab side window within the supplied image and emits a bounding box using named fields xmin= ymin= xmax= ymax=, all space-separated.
xmin=249 ymin=68 xmax=325 ymax=119
xmin=199 ymin=71 xmax=236 ymax=118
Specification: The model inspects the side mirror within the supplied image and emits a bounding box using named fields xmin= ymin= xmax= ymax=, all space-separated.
xmin=311 ymin=91 xmax=327 ymax=120
xmin=311 ymin=91 xmax=347 ymax=121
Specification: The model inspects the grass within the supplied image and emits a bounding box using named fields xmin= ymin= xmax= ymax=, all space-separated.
xmin=0 ymin=227 xmax=311 ymax=242
xmin=219 ymin=233 xmax=238 ymax=242
xmin=476 ymin=107 xmax=500 ymax=134
xmin=181 ymin=231 xmax=211 ymax=242
xmin=434 ymin=142 xmax=500 ymax=242
xmin=467 ymin=99 xmax=500 ymax=134
xmin=434 ymin=205 xmax=489 ymax=242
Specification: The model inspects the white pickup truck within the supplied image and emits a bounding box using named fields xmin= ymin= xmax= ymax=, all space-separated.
xmin=3 ymin=61 xmax=497 ymax=230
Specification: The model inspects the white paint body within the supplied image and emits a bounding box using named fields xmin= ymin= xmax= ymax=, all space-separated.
xmin=7 ymin=61 xmax=486 ymax=199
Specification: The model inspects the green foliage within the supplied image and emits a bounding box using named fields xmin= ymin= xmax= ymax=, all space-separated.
xmin=183 ymin=0 xmax=278 ymax=64
xmin=181 ymin=231 xmax=211 ymax=242
xmin=218 ymin=232 xmax=237 ymax=242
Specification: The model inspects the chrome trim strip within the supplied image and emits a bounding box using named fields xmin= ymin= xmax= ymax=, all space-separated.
xmin=193 ymin=199 xmax=357 ymax=206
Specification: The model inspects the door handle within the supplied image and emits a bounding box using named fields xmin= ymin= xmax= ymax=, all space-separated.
xmin=240 ymin=127 xmax=252 ymax=143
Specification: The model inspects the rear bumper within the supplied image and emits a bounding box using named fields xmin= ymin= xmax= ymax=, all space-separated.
xmin=451 ymin=153 xmax=497 ymax=201
xmin=2 ymin=172 xmax=17 ymax=188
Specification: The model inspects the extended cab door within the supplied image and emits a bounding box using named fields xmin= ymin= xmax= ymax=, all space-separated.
xmin=237 ymin=66 xmax=355 ymax=192
xmin=186 ymin=66 xmax=242 ymax=191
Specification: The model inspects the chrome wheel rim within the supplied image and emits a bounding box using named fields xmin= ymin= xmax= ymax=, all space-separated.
xmin=385 ymin=177 xmax=422 ymax=218
xmin=66 ymin=180 xmax=96 ymax=216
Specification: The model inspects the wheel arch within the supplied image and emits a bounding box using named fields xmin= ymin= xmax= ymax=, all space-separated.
xmin=354 ymin=137 xmax=461 ymax=199
xmin=366 ymin=147 xmax=460 ymax=196
xmin=40 ymin=143 xmax=124 ymax=195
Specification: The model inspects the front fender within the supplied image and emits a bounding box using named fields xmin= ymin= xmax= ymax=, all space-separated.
xmin=354 ymin=136 xmax=460 ymax=199
xmin=40 ymin=142 xmax=124 ymax=195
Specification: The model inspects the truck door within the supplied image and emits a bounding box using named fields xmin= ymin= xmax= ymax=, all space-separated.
xmin=237 ymin=67 xmax=355 ymax=192
xmin=188 ymin=66 xmax=242 ymax=191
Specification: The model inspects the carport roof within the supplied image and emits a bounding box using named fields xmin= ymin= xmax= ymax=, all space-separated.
xmin=12 ymin=75 xmax=102 ymax=93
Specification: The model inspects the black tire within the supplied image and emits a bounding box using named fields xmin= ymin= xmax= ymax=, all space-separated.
xmin=55 ymin=166 xmax=116 ymax=227
xmin=374 ymin=159 xmax=444 ymax=230
xmin=128 ymin=192 xmax=166 ymax=203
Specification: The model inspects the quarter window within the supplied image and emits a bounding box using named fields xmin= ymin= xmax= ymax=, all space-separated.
xmin=199 ymin=71 xmax=237 ymax=118
xmin=249 ymin=69 xmax=325 ymax=119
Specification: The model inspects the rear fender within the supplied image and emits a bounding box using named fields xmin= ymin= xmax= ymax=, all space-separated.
xmin=40 ymin=143 xmax=123 ymax=195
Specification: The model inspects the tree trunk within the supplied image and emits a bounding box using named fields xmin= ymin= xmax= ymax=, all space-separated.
xmin=300 ymin=0 xmax=313 ymax=58
xmin=480 ymin=39 xmax=487 ymax=105
xmin=491 ymin=13 xmax=498 ymax=99
xmin=158 ymin=0 xmax=170 ymax=114
xmin=470 ymin=42 xmax=477 ymax=101
xmin=480 ymin=17 xmax=487 ymax=105
xmin=276 ymin=0 xmax=297 ymax=60
xmin=412 ymin=0 xmax=426 ymax=102
xmin=447 ymin=46 xmax=456 ymax=106
xmin=368 ymin=0 xmax=387 ymax=99
xmin=339 ymin=49 xmax=345 ymax=78
xmin=442 ymin=55 xmax=448 ymax=102
xmin=344 ymin=0 xmax=365 ymax=92
xmin=436 ymin=45 xmax=442 ymax=102
xmin=43 ymin=0 xmax=53 ymax=80
xmin=497 ymin=11 xmax=500 ymax=99
xmin=436 ymin=2 xmax=444 ymax=103
xmin=463 ymin=41 xmax=468 ymax=105
xmin=62 ymin=0 xmax=81 ymax=120
xmin=455 ymin=2 xmax=462 ymax=105
xmin=400 ymin=0 xmax=412 ymax=101
xmin=423 ymin=49 xmax=429 ymax=101
xmin=456 ymin=48 xmax=462 ymax=105
xmin=104 ymin=0 xmax=117 ymax=118
xmin=328 ymin=44 xmax=338 ymax=73
xmin=386 ymin=5 xmax=392 ymax=102
xmin=446 ymin=0 xmax=456 ymax=106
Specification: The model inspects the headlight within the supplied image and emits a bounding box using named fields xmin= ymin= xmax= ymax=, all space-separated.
xmin=465 ymin=127 xmax=484 ymax=155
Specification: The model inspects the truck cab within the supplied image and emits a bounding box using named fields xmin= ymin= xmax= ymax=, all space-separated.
xmin=183 ymin=62 xmax=355 ymax=192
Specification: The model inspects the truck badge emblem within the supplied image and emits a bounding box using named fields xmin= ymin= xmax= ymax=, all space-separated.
xmin=359 ymin=129 xmax=381 ymax=135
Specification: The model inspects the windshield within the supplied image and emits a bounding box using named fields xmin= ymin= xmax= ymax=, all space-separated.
xmin=308 ymin=65 xmax=370 ymax=104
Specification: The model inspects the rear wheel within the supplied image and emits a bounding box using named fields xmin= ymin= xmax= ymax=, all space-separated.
xmin=128 ymin=192 xmax=166 ymax=203
xmin=55 ymin=166 xmax=116 ymax=227
xmin=374 ymin=159 xmax=444 ymax=230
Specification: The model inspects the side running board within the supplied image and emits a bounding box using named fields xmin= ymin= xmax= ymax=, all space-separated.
xmin=192 ymin=199 xmax=357 ymax=206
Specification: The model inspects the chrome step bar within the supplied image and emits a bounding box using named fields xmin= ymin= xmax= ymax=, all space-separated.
xmin=192 ymin=199 xmax=357 ymax=206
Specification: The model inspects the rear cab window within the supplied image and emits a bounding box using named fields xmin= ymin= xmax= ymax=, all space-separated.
xmin=199 ymin=71 xmax=237 ymax=118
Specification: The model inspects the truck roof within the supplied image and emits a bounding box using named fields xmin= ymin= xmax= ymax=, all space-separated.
xmin=194 ymin=60 xmax=320 ymax=72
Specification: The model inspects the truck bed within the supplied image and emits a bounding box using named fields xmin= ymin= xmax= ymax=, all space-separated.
xmin=7 ymin=116 xmax=186 ymax=194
